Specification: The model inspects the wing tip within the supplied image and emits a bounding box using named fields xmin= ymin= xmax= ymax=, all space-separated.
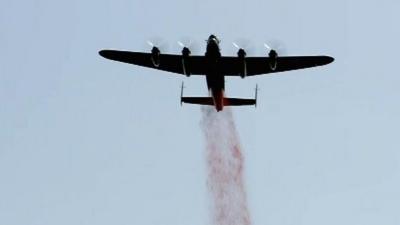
xmin=99 ymin=50 xmax=110 ymax=58
xmin=324 ymin=56 xmax=335 ymax=64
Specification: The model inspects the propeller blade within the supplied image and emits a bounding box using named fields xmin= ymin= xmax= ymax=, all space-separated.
xmin=176 ymin=37 xmax=200 ymax=54
xmin=144 ymin=37 xmax=169 ymax=52
xmin=263 ymin=43 xmax=272 ymax=50
xmin=231 ymin=38 xmax=255 ymax=55
xmin=263 ymin=39 xmax=287 ymax=55
xmin=177 ymin=41 xmax=185 ymax=48
xmin=147 ymin=41 xmax=155 ymax=47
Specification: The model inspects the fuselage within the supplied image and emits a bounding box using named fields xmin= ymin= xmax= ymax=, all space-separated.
xmin=205 ymin=35 xmax=225 ymax=111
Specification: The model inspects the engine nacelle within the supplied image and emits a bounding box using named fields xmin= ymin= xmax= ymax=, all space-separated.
xmin=181 ymin=47 xmax=191 ymax=77
xmin=268 ymin=49 xmax=278 ymax=71
xmin=150 ymin=46 xmax=160 ymax=67
xmin=237 ymin=48 xmax=247 ymax=78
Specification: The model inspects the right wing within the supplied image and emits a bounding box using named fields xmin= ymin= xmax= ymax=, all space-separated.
xmin=99 ymin=50 xmax=206 ymax=75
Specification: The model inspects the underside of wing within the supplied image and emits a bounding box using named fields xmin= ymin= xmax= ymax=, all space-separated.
xmin=219 ymin=56 xmax=334 ymax=76
xmin=99 ymin=50 xmax=207 ymax=75
xmin=100 ymin=50 xmax=334 ymax=77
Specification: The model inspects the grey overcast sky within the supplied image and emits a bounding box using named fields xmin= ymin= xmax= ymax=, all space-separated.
xmin=1 ymin=0 xmax=399 ymax=225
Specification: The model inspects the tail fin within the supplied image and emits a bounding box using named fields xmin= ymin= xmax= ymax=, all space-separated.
xmin=180 ymin=82 xmax=184 ymax=106
xmin=255 ymin=84 xmax=258 ymax=107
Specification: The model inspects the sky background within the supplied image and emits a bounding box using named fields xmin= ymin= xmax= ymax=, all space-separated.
xmin=1 ymin=0 xmax=400 ymax=225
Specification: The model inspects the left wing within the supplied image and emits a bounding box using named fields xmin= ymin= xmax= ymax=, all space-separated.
xmin=99 ymin=50 xmax=334 ymax=76
xmin=218 ymin=56 xmax=334 ymax=76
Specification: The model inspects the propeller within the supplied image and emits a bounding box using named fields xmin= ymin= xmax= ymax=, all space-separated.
xmin=263 ymin=40 xmax=286 ymax=71
xmin=176 ymin=37 xmax=200 ymax=55
xmin=262 ymin=39 xmax=287 ymax=56
xmin=263 ymin=43 xmax=272 ymax=51
xmin=144 ymin=37 xmax=169 ymax=52
xmin=231 ymin=38 xmax=255 ymax=56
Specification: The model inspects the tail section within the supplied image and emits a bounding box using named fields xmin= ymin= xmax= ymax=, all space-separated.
xmin=180 ymin=83 xmax=259 ymax=111
xmin=181 ymin=97 xmax=256 ymax=106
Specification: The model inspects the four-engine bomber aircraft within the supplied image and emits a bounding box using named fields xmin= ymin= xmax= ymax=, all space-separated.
xmin=99 ymin=35 xmax=334 ymax=111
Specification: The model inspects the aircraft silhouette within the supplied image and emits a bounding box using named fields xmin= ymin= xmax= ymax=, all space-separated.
xmin=99 ymin=35 xmax=334 ymax=112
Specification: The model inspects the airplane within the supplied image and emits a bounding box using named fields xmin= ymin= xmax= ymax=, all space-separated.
xmin=99 ymin=35 xmax=334 ymax=112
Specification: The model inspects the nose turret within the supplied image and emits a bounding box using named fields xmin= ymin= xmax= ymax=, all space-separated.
xmin=205 ymin=34 xmax=221 ymax=58
xmin=207 ymin=34 xmax=219 ymax=44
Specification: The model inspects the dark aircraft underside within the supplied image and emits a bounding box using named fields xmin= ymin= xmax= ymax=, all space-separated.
xmin=99 ymin=35 xmax=334 ymax=111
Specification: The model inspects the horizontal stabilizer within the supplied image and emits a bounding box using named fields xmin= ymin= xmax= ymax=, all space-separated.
xmin=181 ymin=97 xmax=256 ymax=106
xmin=181 ymin=97 xmax=214 ymax=105
xmin=224 ymin=98 xmax=256 ymax=106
